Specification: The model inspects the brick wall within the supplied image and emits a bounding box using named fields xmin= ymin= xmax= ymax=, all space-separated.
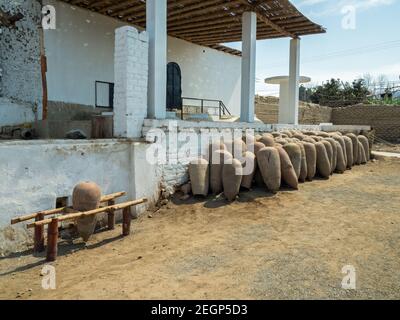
xmin=299 ymin=104 xmax=333 ymax=125
xmin=255 ymin=96 xmax=332 ymax=125
xmin=332 ymin=104 xmax=400 ymax=142
xmin=113 ymin=26 xmax=148 ymax=138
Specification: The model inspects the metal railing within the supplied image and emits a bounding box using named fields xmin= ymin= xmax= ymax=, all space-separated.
xmin=180 ymin=97 xmax=231 ymax=120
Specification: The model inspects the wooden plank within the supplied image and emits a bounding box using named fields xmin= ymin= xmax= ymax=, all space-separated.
xmin=11 ymin=207 xmax=65 ymax=225
xmin=100 ymin=191 xmax=126 ymax=203
xmin=27 ymin=198 xmax=147 ymax=229
xmin=11 ymin=192 xmax=126 ymax=225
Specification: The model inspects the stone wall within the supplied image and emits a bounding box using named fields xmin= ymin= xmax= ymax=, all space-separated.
xmin=142 ymin=119 xmax=328 ymax=192
xmin=332 ymin=104 xmax=400 ymax=142
xmin=255 ymin=96 xmax=332 ymax=125
xmin=299 ymin=104 xmax=333 ymax=125
xmin=0 ymin=0 xmax=42 ymax=122
xmin=143 ymin=120 xmax=268 ymax=191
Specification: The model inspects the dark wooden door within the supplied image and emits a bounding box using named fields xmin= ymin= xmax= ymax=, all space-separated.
xmin=167 ymin=62 xmax=182 ymax=110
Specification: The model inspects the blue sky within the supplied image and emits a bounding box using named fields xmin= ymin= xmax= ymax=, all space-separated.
xmin=226 ymin=0 xmax=400 ymax=96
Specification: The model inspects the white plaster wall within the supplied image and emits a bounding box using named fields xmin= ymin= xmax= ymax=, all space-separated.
xmin=0 ymin=97 xmax=35 ymax=127
xmin=143 ymin=120 xmax=274 ymax=190
xmin=114 ymin=26 xmax=148 ymax=138
xmin=44 ymin=0 xmax=126 ymax=107
xmin=44 ymin=0 xmax=241 ymax=115
xmin=0 ymin=140 xmax=159 ymax=228
xmin=168 ymin=37 xmax=241 ymax=116
xmin=142 ymin=119 xmax=343 ymax=191
xmin=132 ymin=142 xmax=160 ymax=214
xmin=0 ymin=0 xmax=42 ymax=120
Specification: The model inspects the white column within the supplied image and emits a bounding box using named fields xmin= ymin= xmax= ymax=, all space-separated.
xmin=288 ymin=38 xmax=301 ymax=125
xmin=114 ymin=26 xmax=149 ymax=138
xmin=240 ymin=11 xmax=257 ymax=123
xmin=278 ymin=82 xmax=290 ymax=124
xmin=147 ymin=0 xmax=167 ymax=119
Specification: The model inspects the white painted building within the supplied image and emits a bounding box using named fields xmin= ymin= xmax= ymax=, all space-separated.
xmin=0 ymin=0 xmax=332 ymax=254
xmin=43 ymin=0 xmax=242 ymax=116
xmin=1 ymin=0 xmax=327 ymax=129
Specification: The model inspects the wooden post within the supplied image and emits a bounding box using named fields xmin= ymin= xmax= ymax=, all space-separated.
xmin=107 ymin=200 xmax=115 ymax=230
xmin=46 ymin=219 xmax=59 ymax=262
xmin=122 ymin=207 xmax=131 ymax=236
xmin=33 ymin=213 xmax=45 ymax=253
xmin=39 ymin=26 xmax=48 ymax=120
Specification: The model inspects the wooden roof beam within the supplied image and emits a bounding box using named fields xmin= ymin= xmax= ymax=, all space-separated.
xmin=169 ymin=14 xmax=307 ymax=31
xmin=169 ymin=0 xmax=243 ymax=22
xmin=239 ymin=0 xmax=298 ymax=38
xmin=189 ymin=24 xmax=322 ymax=45
xmin=185 ymin=30 xmax=281 ymax=43
xmin=167 ymin=0 xmax=229 ymax=18
xmin=169 ymin=16 xmax=241 ymax=32
xmin=98 ymin=0 xmax=137 ymax=14
xmin=174 ymin=19 xmax=315 ymax=38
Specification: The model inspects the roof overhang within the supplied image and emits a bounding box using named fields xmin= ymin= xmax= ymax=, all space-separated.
xmin=61 ymin=0 xmax=326 ymax=56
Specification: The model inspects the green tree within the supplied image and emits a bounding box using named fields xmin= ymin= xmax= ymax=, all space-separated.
xmin=307 ymin=78 xmax=369 ymax=107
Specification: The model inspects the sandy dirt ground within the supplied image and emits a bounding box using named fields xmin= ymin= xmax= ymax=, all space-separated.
xmin=373 ymin=143 xmax=400 ymax=154
xmin=1 ymin=157 xmax=400 ymax=300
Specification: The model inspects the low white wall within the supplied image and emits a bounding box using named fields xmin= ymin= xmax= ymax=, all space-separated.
xmin=142 ymin=119 xmax=371 ymax=191
xmin=0 ymin=122 xmax=372 ymax=254
xmin=143 ymin=120 xmax=276 ymax=190
xmin=44 ymin=0 xmax=241 ymax=115
xmin=0 ymin=98 xmax=36 ymax=127
xmin=0 ymin=139 xmax=159 ymax=254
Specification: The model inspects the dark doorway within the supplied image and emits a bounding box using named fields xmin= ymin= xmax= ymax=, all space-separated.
xmin=167 ymin=62 xmax=182 ymax=111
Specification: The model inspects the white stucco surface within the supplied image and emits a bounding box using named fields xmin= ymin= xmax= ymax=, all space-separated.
xmin=43 ymin=0 xmax=241 ymax=115
xmin=167 ymin=37 xmax=242 ymax=116
xmin=0 ymin=0 xmax=43 ymax=121
xmin=114 ymin=26 xmax=148 ymax=138
xmin=147 ymin=0 xmax=167 ymax=120
xmin=0 ymin=122 xmax=371 ymax=254
xmin=240 ymin=11 xmax=257 ymax=123
xmin=0 ymin=98 xmax=36 ymax=127
xmin=0 ymin=140 xmax=159 ymax=229
xmin=43 ymin=0 xmax=126 ymax=107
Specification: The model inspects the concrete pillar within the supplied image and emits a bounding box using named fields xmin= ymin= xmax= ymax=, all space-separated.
xmin=240 ymin=11 xmax=257 ymax=123
xmin=114 ymin=26 xmax=149 ymax=138
xmin=287 ymin=38 xmax=301 ymax=125
xmin=278 ymin=82 xmax=290 ymax=124
xmin=147 ymin=0 xmax=167 ymax=120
